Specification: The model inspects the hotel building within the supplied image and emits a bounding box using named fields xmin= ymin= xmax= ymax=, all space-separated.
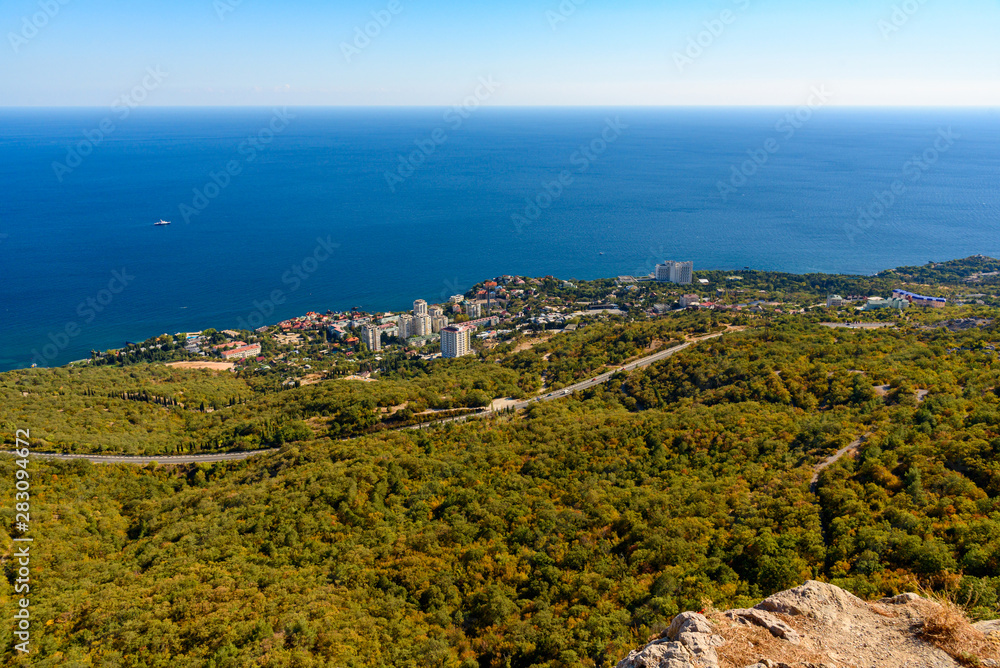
xmin=892 ymin=290 xmax=947 ymax=308
xmin=221 ymin=343 xmax=262 ymax=361
xmin=655 ymin=260 xmax=694 ymax=285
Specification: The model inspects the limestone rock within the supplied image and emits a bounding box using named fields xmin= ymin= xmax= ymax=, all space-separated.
xmin=616 ymin=611 xmax=721 ymax=668
xmin=615 ymin=641 xmax=696 ymax=668
xmin=666 ymin=612 xmax=714 ymax=639
xmin=615 ymin=581 xmax=983 ymax=668
xmin=725 ymin=608 xmax=800 ymax=643
xmin=743 ymin=662 xmax=834 ymax=668
xmin=755 ymin=580 xmax=867 ymax=629
xmin=975 ymin=619 xmax=1000 ymax=636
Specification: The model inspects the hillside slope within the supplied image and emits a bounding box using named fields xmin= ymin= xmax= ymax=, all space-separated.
xmin=3 ymin=314 xmax=1000 ymax=666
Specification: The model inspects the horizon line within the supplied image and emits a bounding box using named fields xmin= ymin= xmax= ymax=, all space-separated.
xmin=3 ymin=104 xmax=999 ymax=110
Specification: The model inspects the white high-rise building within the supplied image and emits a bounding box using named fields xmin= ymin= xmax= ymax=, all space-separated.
xmin=429 ymin=305 xmax=444 ymax=318
xmin=464 ymin=301 xmax=482 ymax=318
xmin=655 ymin=260 xmax=694 ymax=285
xmin=398 ymin=314 xmax=414 ymax=339
xmin=431 ymin=315 xmax=449 ymax=333
xmin=413 ymin=299 xmax=428 ymax=316
xmin=674 ymin=261 xmax=693 ymax=285
xmin=361 ymin=325 xmax=381 ymax=351
xmin=414 ymin=314 xmax=432 ymax=337
xmin=441 ymin=325 xmax=473 ymax=358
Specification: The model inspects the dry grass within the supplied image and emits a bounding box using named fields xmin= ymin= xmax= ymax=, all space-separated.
xmin=918 ymin=599 xmax=1000 ymax=667
xmin=708 ymin=615 xmax=831 ymax=668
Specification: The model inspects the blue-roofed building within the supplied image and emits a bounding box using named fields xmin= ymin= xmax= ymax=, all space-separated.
xmin=892 ymin=290 xmax=947 ymax=308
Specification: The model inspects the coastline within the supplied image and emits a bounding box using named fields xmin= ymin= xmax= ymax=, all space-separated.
xmin=7 ymin=255 xmax=997 ymax=374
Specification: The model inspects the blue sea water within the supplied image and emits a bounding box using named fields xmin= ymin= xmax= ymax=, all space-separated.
xmin=1 ymin=107 xmax=998 ymax=371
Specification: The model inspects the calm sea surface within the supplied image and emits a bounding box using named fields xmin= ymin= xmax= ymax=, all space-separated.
xmin=1 ymin=107 xmax=998 ymax=370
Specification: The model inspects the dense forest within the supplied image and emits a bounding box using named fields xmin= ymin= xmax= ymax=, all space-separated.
xmin=2 ymin=313 xmax=1000 ymax=667
xmin=0 ymin=359 xmax=525 ymax=455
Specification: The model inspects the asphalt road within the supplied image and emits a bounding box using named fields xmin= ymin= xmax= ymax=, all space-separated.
xmin=413 ymin=332 xmax=724 ymax=428
xmin=819 ymin=322 xmax=897 ymax=330
xmin=7 ymin=331 xmax=728 ymax=463
xmin=810 ymin=432 xmax=870 ymax=492
xmin=1 ymin=450 xmax=280 ymax=465
xmin=513 ymin=339 xmax=702 ymax=408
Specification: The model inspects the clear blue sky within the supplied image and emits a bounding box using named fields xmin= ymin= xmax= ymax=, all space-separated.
xmin=3 ymin=0 xmax=998 ymax=106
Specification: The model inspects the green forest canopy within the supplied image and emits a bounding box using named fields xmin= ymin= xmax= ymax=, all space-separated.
xmin=2 ymin=315 xmax=1000 ymax=667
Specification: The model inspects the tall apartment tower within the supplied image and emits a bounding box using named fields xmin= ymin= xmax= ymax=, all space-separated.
xmin=441 ymin=325 xmax=473 ymax=358
xmin=655 ymin=260 xmax=694 ymax=285
xmin=414 ymin=314 xmax=432 ymax=337
xmin=464 ymin=301 xmax=482 ymax=318
xmin=429 ymin=305 xmax=444 ymax=318
xmin=397 ymin=314 xmax=414 ymax=339
xmin=361 ymin=325 xmax=381 ymax=352
xmin=484 ymin=281 xmax=498 ymax=313
xmin=431 ymin=315 xmax=449 ymax=333
xmin=413 ymin=299 xmax=428 ymax=316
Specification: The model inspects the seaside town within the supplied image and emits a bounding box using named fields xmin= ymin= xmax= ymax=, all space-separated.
xmin=74 ymin=259 xmax=998 ymax=386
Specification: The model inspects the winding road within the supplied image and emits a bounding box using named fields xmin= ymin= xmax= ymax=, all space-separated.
xmin=810 ymin=432 xmax=870 ymax=492
xmin=6 ymin=330 xmax=731 ymax=465
xmin=411 ymin=331 xmax=727 ymax=429
xmin=8 ymin=450 xmax=279 ymax=465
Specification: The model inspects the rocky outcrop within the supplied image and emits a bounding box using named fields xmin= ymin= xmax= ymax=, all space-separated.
xmin=724 ymin=608 xmax=800 ymax=644
xmin=616 ymin=581 xmax=1000 ymax=668
xmin=616 ymin=612 xmax=723 ymax=668
xmin=977 ymin=620 xmax=1000 ymax=636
